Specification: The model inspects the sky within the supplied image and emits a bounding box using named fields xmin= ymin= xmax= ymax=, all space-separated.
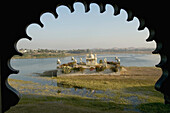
xmin=18 ymin=2 xmax=156 ymax=50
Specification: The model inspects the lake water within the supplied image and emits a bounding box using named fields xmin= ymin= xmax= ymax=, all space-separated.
xmin=9 ymin=53 xmax=160 ymax=106
xmin=10 ymin=53 xmax=160 ymax=80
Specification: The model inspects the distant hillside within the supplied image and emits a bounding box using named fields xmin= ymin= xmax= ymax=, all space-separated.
xmin=90 ymin=48 xmax=155 ymax=54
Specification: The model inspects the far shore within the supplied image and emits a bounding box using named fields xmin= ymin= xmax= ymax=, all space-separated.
xmin=12 ymin=51 xmax=155 ymax=59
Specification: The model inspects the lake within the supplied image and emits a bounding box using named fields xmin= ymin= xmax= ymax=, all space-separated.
xmin=10 ymin=53 xmax=160 ymax=79
xmin=9 ymin=53 xmax=160 ymax=99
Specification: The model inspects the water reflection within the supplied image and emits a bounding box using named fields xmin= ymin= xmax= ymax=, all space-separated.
xmin=57 ymin=82 xmax=101 ymax=97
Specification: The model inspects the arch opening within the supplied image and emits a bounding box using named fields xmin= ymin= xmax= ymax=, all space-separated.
xmin=7 ymin=2 xmax=166 ymax=113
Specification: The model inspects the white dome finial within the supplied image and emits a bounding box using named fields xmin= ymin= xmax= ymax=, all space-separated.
xmin=57 ymin=59 xmax=61 ymax=64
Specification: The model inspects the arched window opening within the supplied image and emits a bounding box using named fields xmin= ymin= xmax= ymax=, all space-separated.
xmin=7 ymin=3 xmax=168 ymax=113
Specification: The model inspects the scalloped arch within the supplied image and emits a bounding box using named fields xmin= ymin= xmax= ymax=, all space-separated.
xmin=1 ymin=0 xmax=170 ymax=112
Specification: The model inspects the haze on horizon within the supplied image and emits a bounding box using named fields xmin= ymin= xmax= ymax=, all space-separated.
xmin=17 ymin=3 xmax=156 ymax=50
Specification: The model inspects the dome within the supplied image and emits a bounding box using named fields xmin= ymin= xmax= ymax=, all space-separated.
xmin=90 ymin=54 xmax=94 ymax=59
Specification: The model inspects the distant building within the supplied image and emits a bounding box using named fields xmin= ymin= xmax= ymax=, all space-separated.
xmin=19 ymin=49 xmax=27 ymax=53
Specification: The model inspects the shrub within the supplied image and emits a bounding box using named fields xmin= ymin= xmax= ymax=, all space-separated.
xmin=95 ymin=66 xmax=100 ymax=72
xmin=62 ymin=66 xmax=72 ymax=74
xmin=79 ymin=67 xmax=85 ymax=73
xmin=68 ymin=62 xmax=75 ymax=67
xmin=72 ymin=67 xmax=86 ymax=73
xmin=99 ymin=59 xmax=103 ymax=64
xmin=114 ymin=68 xmax=119 ymax=72
xmin=110 ymin=66 xmax=119 ymax=72
xmin=62 ymin=64 xmax=68 ymax=66
xmin=115 ymin=64 xmax=120 ymax=68
xmin=72 ymin=67 xmax=80 ymax=72
xmin=107 ymin=61 xmax=120 ymax=65
xmin=90 ymin=67 xmax=95 ymax=71
xmin=95 ymin=66 xmax=106 ymax=72
xmin=119 ymin=66 xmax=123 ymax=71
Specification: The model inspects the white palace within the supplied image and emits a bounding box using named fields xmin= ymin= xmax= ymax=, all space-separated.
xmin=56 ymin=53 xmax=123 ymax=75
xmin=86 ymin=53 xmax=98 ymax=66
xmin=57 ymin=53 xmax=121 ymax=68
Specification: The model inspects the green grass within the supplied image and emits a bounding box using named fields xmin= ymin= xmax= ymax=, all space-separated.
xmin=8 ymin=94 xmax=169 ymax=113
xmin=7 ymin=67 xmax=169 ymax=113
xmin=56 ymin=74 xmax=158 ymax=91
xmin=7 ymin=94 xmax=128 ymax=113
xmin=137 ymin=103 xmax=170 ymax=113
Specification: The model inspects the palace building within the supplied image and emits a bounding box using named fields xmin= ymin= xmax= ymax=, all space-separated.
xmin=86 ymin=53 xmax=98 ymax=66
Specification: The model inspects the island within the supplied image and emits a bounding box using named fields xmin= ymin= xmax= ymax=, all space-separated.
xmin=41 ymin=53 xmax=127 ymax=77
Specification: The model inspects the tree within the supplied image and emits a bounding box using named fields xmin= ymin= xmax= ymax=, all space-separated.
xmin=99 ymin=59 xmax=103 ymax=64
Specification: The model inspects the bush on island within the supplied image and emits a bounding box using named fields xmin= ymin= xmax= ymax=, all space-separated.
xmin=99 ymin=59 xmax=103 ymax=64
xmin=62 ymin=66 xmax=72 ymax=74
xmin=72 ymin=67 xmax=85 ymax=73
xmin=67 ymin=62 xmax=74 ymax=67
xmin=72 ymin=67 xmax=80 ymax=72
xmin=90 ymin=67 xmax=95 ymax=71
xmin=96 ymin=66 xmax=106 ymax=72
xmin=110 ymin=66 xmax=119 ymax=72
xmin=80 ymin=67 xmax=85 ymax=73
xmin=61 ymin=64 xmax=69 ymax=68
xmin=107 ymin=61 xmax=120 ymax=65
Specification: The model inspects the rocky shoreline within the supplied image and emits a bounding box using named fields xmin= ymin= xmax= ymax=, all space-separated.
xmin=39 ymin=67 xmax=127 ymax=77
xmin=38 ymin=66 xmax=161 ymax=77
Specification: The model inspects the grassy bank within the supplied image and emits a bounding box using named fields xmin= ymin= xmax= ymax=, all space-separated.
xmin=41 ymin=67 xmax=162 ymax=90
xmin=7 ymin=67 xmax=170 ymax=113
xmin=56 ymin=74 xmax=158 ymax=91
xmin=7 ymin=94 xmax=170 ymax=113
